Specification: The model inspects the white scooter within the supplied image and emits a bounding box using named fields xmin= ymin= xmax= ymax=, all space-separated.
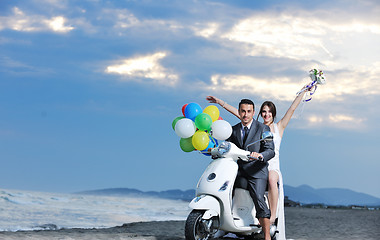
xmin=185 ymin=132 xmax=278 ymax=240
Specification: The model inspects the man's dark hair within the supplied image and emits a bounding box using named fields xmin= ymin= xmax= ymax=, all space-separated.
xmin=239 ymin=99 xmax=255 ymax=110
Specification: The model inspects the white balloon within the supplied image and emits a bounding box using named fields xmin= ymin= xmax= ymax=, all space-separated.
xmin=175 ymin=118 xmax=196 ymax=138
xmin=211 ymin=120 xmax=232 ymax=140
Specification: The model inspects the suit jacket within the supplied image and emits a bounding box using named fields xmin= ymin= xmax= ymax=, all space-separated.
xmin=227 ymin=120 xmax=275 ymax=179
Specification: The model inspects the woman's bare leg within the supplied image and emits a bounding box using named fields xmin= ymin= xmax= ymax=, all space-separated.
xmin=268 ymin=170 xmax=279 ymax=224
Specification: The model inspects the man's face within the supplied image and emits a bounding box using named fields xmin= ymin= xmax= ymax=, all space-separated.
xmin=239 ymin=103 xmax=254 ymax=126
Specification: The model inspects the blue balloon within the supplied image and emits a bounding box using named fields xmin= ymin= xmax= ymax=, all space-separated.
xmin=184 ymin=103 xmax=202 ymax=121
xmin=201 ymin=136 xmax=218 ymax=156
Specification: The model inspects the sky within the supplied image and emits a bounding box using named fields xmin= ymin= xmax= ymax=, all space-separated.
xmin=1 ymin=0 xmax=380 ymax=199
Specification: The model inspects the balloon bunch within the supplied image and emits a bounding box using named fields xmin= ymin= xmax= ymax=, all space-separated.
xmin=172 ymin=102 xmax=232 ymax=154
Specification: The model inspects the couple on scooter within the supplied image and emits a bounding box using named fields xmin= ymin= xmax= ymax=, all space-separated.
xmin=207 ymin=82 xmax=314 ymax=240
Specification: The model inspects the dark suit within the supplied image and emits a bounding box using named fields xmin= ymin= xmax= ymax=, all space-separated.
xmin=227 ymin=120 xmax=275 ymax=218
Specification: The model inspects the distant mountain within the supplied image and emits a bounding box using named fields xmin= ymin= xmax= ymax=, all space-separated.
xmin=77 ymin=188 xmax=196 ymax=202
xmin=77 ymin=185 xmax=380 ymax=206
xmin=284 ymin=184 xmax=380 ymax=206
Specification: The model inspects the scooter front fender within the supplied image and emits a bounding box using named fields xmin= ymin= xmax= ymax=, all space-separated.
xmin=189 ymin=195 xmax=220 ymax=219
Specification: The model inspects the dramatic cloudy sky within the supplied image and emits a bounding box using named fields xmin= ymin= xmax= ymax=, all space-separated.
xmin=1 ymin=0 xmax=380 ymax=198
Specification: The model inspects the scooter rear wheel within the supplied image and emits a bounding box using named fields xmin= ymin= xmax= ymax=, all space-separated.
xmin=185 ymin=210 xmax=214 ymax=240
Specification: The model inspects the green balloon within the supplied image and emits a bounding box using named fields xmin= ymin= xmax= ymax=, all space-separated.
xmin=195 ymin=113 xmax=212 ymax=131
xmin=172 ymin=116 xmax=185 ymax=130
xmin=180 ymin=137 xmax=195 ymax=152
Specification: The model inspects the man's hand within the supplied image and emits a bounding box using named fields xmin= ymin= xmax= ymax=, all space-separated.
xmin=250 ymin=152 xmax=264 ymax=161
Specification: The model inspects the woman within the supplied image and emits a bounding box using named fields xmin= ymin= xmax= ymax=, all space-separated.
xmin=206 ymin=83 xmax=314 ymax=240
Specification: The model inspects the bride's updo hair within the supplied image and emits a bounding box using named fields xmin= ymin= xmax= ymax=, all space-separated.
xmin=257 ymin=101 xmax=276 ymax=124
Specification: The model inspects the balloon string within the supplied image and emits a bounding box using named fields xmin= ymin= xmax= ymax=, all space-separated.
xmin=208 ymin=131 xmax=218 ymax=146
xmin=196 ymin=131 xmax=218 ymax=154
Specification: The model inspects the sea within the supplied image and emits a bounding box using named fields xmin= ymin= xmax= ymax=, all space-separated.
xmin=0 ymin=188 xmax=189 ymax=231
xmin=1 ymin=188 xmax=379 ymax=239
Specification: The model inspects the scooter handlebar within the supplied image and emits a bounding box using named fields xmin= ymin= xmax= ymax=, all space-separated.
xmin=214 ymin=141 xmax=265 ymax=162
xmin=248 ymin=155 xmax=264 ymax=162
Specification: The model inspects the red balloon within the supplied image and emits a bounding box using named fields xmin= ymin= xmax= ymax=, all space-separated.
xmin=218 ymin=116 xmax=223 ymax=120
xmin=182 ymin=104 xmax=188 ymax=116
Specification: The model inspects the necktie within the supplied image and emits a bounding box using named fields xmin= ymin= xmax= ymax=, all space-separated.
xmin=243 ymin=126 xmax=249 ymax=146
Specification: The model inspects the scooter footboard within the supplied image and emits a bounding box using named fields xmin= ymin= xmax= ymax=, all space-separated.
xmin=232 ymin=188 xmax=258 ymax=227
xmin=189 ymin=195 xmax=220 ymax=219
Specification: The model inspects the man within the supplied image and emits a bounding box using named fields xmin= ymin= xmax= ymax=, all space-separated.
xmin=227 ymin=99 xmax=275 ymax=240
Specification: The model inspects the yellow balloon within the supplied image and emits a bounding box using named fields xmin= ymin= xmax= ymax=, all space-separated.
xmin=203 ymin=105 xmax=220 ymax=122
xmin=192 ymin=130 xmax=209 ymax=150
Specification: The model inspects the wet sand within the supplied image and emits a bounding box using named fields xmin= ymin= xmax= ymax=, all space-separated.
xmin=1 ymin=208 xmax=379 ymax=240
xmin=0 ymin=221 xmax=245 ymax=240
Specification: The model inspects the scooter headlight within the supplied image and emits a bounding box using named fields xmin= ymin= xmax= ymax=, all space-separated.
xmin=211 ymin=141 xmax=231 ymax=158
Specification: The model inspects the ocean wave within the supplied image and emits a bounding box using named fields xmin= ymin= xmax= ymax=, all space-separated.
xmin=0 ymin=188 xmax=190 ymax=232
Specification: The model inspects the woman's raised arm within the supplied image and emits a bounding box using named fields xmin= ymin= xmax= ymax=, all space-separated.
xmin=277 ymin=83 xmax=314 ymax=137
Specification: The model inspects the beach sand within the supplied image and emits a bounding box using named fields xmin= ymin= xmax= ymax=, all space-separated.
xmin=0 ymin=221 xmax=245 ymax=240
xmin=1 ymin=208 xmax=379 ymax=239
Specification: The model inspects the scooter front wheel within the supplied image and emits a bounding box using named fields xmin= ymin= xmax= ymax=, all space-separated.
xmin=185 ymin=210 xmax=219 ymax=240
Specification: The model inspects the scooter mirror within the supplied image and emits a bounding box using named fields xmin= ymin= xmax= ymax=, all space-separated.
xmin=245 ymin=131 xmax=273 ymax=150
xmin=261 ymin=131 xmax=273 ymax=141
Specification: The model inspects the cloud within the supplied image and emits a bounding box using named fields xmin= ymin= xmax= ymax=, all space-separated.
xmin=97 ymin=7 xmax=186 ymax=37
xmin=206 ymin=65 xmax=378 ymax=131
xmin=200 ymin=6 xmax=380 ymax=103
xmin=181 ymin=5 xmax=379 ymax=74
xmin=305 ymin=113 xmax=366 ymax=130
xmin=220 ymin=12 xmax=380 ymax=65
xmin=315 ymin=63 xmax=380 ymax=101
xmin=307 ymin=115 xmax=324 ymax=124
xmin=191 ymin=22 xmax=220 ymax=38
xmin=0 ymin=7 xmax=74 ymax=33
xmin=207 ymin=61 xmax=380 ymax=101
xmin=221 ymin=14 xmax=327 ymax=60
xmin=0 ymin=55 xmax=30 ymax=68
xmin=102 ymin=8 xmax=140 ymax=30
xmin=208 ymin=74 xmax=302 ymax=101
xmin=3 ymin=1 xmax=378 ymax=103
xmin=105 ymin=52 xmax=178 ymax=86
xmin=0 ymin=55 xmax=47 ymax=75
xmin=45 ymin=16 xmax=74 ymax=32
xmin=329 ymin=114 xmax=356 ymax=123
xmin=329 ymin=19 xmax=380 ymax=34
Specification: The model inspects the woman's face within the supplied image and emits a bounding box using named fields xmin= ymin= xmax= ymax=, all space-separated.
xmin=261 ymin=105 xmax=273 ymax=124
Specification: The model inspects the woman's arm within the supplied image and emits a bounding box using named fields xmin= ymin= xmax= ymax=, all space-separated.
xmin=206 ymin=96 xmax=240 ymax=119
xmin=277 ymin=83 xmax=314 ymax=137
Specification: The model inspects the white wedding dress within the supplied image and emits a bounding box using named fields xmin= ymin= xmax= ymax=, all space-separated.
xmin=268 ymin=123 xmax=286 ymax=240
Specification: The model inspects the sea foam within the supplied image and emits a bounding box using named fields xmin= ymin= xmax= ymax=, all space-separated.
xmin=0 ymin=188 xmax=190 ymax=232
